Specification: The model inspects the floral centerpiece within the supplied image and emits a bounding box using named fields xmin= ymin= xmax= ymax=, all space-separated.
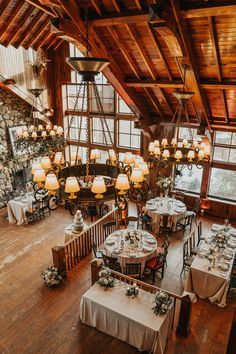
xmin=152 ymin=290 xmax=173 ymax=316
xmin=42 ymin=266 xmax=63 ymax=288
xmin=214 ymin=230 xmax=229 ymax=248
xmin=97 ymin=268 xmax=115 ymax=291
xmin=125 ymin=230 xmax=140 ymax=247
xmin=157 ymin=177 xmax=175 ymax=197
xmin=126 ymin=283 xmax=139 ymax=298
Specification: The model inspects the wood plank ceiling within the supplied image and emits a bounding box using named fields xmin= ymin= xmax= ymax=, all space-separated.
xmin=0 ymin=0 xmax=236 ymax=132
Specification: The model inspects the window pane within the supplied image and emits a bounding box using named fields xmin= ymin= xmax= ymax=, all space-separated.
xmin=130 ymin=134 xmax=140 ymax=149
xmin=215 ymin=131 xmax=232 ymax=145
xmin=232 ymin=133 xmax=236 ymax=145
xmin=209 ymin=168 xmax=236 ymax=201
xmin=213 ymin=146 xmax=230 ymax=162
xmin=229 ymin=149 xmax=236 ymax=164
xmin=118 ymin=97 xmax=132 ymax=114
xmin=119 ymin=133 xmax=131 ymax=147
xmin=175 ymin=165 xmax=203 ymax=193
xmin=178 ymin=128 xmax=197 ymax=140
xmin=119 ymin=120 xmax=130 ymax=133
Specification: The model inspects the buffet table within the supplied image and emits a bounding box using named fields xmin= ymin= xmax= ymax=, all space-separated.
xmin=80 ymin=281 xmax=173 ymax=354
xmin=105 ymin=229 xmax=161 ymax=274
xmin=7 ymin=194 xmax=35 ymax=226
xmin=184 ymin=224 xmax=236 ymax=307
xmin=146 ymin=197 xmax=187 ymax=232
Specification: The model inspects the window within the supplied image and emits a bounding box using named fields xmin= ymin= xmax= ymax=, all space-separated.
xmin=208 ymin=168 xmax=236 ymax=202
xmin=213 ymin=131 xmax=236 ymax=164
xmin=92 ymin=117 xmax=114 ymax=146
xmin=178 ymin=127 xmax=198 ymax=141
xmin=118 ymin=120 xmax=140 ymax=149
xmin=66 ymin=116 xmax=88 ymax=142
xmin=90 ymin=84 xmax=115 ymax=114
xmin=66 ymin=145 xmax=88 ymax=163
xmin=118 ymin=96 xmax=132 ymax=114
xmin=175 ymin=165 xmax=203 ymax=194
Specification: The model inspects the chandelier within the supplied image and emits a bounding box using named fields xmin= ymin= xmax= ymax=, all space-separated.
xmin=148 ymin=65 xmax=211 ymax=169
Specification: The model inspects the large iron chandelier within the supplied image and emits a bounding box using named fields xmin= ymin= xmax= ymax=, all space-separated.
xmin=148 ymin=65 xmax=211 ymax=169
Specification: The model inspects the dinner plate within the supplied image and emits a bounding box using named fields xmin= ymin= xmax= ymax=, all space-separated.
xmin=127 ymin=253 xmax=137 ymax=258
xmin=146 ymin=237 xmax=156 ymax=244
xmin=106 ymin=240 xmax=115 ymax=246
xmin=219 ymin=264 xmax=229 ymax=271
xmin=223 ymin=253 xmax=233 ymax=260
xmin=143 ymin=246 xmax=154 ymax=252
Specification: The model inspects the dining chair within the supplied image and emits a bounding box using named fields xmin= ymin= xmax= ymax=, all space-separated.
xmin=176 ymin=214 xmax=193 ymax=237
xmin=103 ymin=220 xmax=117 ymax=238
xmin=32 ymin=201 xmax=44 ymax=220
xmin=91 ymin=241 xmax=105 ymax=259
xmin=187 ymin=198 xmax=200 ymax=225
xmin=145 ymin=253 xmax=166 ymax=283
xmin=40 ymin=195 xmax=51 ymax=217
xmin=126 ymin=216 xmax=139 ymax=229
xmin=102 ymin=254 xmax=122 ymax=272
xmin=180 ymin=240 xmax=195 ymax=275
xmin=125 ymin=263 xmax=142 ymax=279
xmin=137 ymin=203 xmax=152 ymax=230
xmin=172 ymin=190 xmax=185 ymax=202
xmin=189 ymin=231 xmax=200 ymax=256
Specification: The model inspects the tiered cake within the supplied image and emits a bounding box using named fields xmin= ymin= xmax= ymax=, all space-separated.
xmin=72 ymin=210 xmax=84 ymax=233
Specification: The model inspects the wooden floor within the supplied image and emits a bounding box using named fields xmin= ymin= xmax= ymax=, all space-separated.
xmin=0 ymin=206 xmax=235 ymax=354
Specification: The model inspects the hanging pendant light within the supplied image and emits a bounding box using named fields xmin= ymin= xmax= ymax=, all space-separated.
xmin=91 ymin=176 xmax=107 ymax=199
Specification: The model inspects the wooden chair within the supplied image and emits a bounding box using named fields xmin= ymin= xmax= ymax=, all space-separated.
xmin=103 ymin=220 xmax=117 ymax=238
xmin=173 ymin=190 xmax=185 ymax=202
xmin=189 ymin=231 xmax=199 ymax=256
xmin=102 ymin=254 xmax=122 ymax=272
xmin=161 ymin=234 xmax=170 ymax=267
xmin=126 ymin=216 xmax=139 ymax=229
xmin=40 ymin=195 xmax=51 ymax=217
xmin=25 ymin=210 xmax=37 ymax=224
xmin=125 ymin=263 xmax=142 ymax=279
xmin=91 ymin=241 xmax=105 ymax=259
xmin=146 ymin=189 xmax=157 ymax=201
xmin=176 ymin=214 xmax=193 ymax=237
xmin=187 ymin=198 xmax=201 ymax=225
xmin=180 ymin=240 xmax=195 ymax=275
xmin=145 ymin=253 xmax=166 ymax=283
xmin=32 ymin=201 xmax=44 ymax=220
xmin=137 ymin=204 xmax=152 ymax=230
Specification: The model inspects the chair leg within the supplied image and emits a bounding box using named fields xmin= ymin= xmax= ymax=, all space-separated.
xmin=152 ymin=270 xmax=155 ymax=284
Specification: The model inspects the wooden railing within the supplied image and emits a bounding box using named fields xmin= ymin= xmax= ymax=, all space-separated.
xmin=52 ymin=208 xmax=120 ymax=272
xmin=91 ymin=259 xmax=192 ymax=337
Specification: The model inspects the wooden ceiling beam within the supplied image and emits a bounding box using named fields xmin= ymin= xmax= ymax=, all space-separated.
xmin=46 ymin=36 xmax=58 ymax=50
xmin=181 ymin=4 xmax=236 ymax=19
xmin=7 ymin=5 xmax=36 ymax=46
xmin=171 ymin=0 xmax=211 ymax=132
xmin=125 ymin=79 xmax=183 ymax=88
xmin=0 ymin=1 xmax=25 ymax=41
xmin=91 ymin=0 xmax=102 ymax=16
xmin=200 ymin=82 xmax=236 ymax=90
xmin=16 ymin=12 xmax=45 ymax=48
xmin=111 ymin=0 xmax=121 ymax=14
xmin=221 ymin=90 xmax=229 ymax=124
xmin=126 ymin=24 xmax=156 ymax=81
xmin=147 ymin=24 xmax=172 ymax=81
xmin=25 ymin=0 xmax=58 ymax=17
xmin=0 ymin=0 xmax=10 ymax=17
xmin=134 ymin=0 xmax=142 ymax=12
xmin=56 ymin=1 xmax=153 ymax=131
xmin=92 ymin=13 xmax=150 ymax=27
xmin=25 ymin=17 xmax=50 ymax=49
xmin=34 ymin=30 xmax=51 ymax=50
xmin=144 ymin=88 xmax=165 ymax=120
xmin=52 ymin=38 xmax=64 ymax=51
xmin=158 ymin=87 xmax=174 ymax=115
xmin=107 ymin=26 xmax=141 ymax=80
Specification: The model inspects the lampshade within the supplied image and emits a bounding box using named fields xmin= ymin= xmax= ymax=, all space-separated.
xmin=183 ymin=139 xmax=188 ymax=148
xmin=29 ymin=125 xmax=35 ymax=131
xmin=46 ymin=124 xmax=51 ymax=131
xmin=54 ymin=152 xmax=64 ymax=165
xmin=161 ymin=138 xmax=168 ymax=147
xmin=41 ymin=156 xmax=52 ymax=170
xmin=130 ymin=168 xmax=144 ymax=183
xmin=17 ymin=129 xmax=23 ymax=138
xmin=90 ymin=149 xmax=101 ymax=160
xmin=154 ymin=140 xmax=160 ymax=147
xmin=31 ymin=161 xmax=43 ymax=174
xmin=23 ymin=131 xmax=29 ymax=138
xmin=154 ymin=147 xmax=160 ymax=156
xmin=139 ymin=162 xmax=150 ymax=176
xmin=33 ymin=169 xmax=46 ymax=182
xmin=171 ymin=138 xmax=177 ymax=146
xmin=32 ymin=131 xmax=37 ymax=139
xmin=124 ymin=152 xmax=135 ymax=164
xmin=38 ymin=124 xmax=43 ymax=131
xmin=174 ymin=150 xmax=182 ymax=161
xmin=91 ymin=176 xmax=106 ymax=198
xmin=45 ymin=173 xmax=59 ymax=191
xmin=41 ymin=130 xmax=47 ymax=138
xmin=198 ymin=150 xmax=205 ymax=160
xmin=148 ymin=142 xmax=155 ymax=153
xmin=53 ymin=125 xmax=58 ymax=131
xmin=65 ymin=177 xmax=80 ymax=198
xmin=187 ymin=150 xmax=195 ymax=161
xmin=56 ymin=126 xmax=63 ymax=135
xmin=162 ymin=149 xmax=170 ymax=160
xmin=115 ymin=174 xmax=130 ymax=193
xmin=50 ymin=130 xmax=55 ymax=137
xmin=108 ymin=149 xmax=116 ymax=161
xmin=193 ymin=139 xmax=199 ymax=148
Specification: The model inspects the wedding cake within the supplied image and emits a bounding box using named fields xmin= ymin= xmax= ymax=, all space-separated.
xmin=72 ymin=210 xmax=84 ymax=233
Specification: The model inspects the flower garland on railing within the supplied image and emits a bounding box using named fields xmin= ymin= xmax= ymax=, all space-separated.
xmin=42 ymin=266 xmax=63 ymax=288
xmin=152 ymin=290 xmax=173 ymax=315
xmin=126 ymin=283 xmax=139 ymax=298
xmin=97 ymin=269 xmax=115 ymax=291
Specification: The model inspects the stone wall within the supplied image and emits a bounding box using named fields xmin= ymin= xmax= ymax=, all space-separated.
xmin=0 ymin=88 xmax=32 ymax=207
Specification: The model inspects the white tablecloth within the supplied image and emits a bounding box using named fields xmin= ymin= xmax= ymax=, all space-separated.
xmin=105 ymin=229 xmax=162 ymax=274
xmin=184 ymin=225 xmax=236 ymax=307
xmin=80 ymin=282 xmax=173 ymax=354
xmin=146 ymin=197 xmax=187 ymax=232
xmin=64 ymin=223 xmax=89 ymax=243
xmin=7 ymin=195 xmax=34 ymax=226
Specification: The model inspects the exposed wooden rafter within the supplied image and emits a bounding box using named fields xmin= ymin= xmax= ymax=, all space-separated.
xmin=144 ymin=88 xmax=164 ymax=120
xmin=36 ymin=31 xmax=52 ymax=49
xmin=25 ymin=0 xmax=58 ymax=17
xmin=25 ymin=17 xmax=50 ymax=49
xmin=16 ymin=12 xmax=45 ymax=48
xmin=91 ymin=0 xmax=102 ymax=16
xmin=125 ymin=79 xmax=183 ymax=88
xmin=0 ymin=2 xmax=25 ymax=41
xmin=181 ymin=4 xmax=236 ymax=19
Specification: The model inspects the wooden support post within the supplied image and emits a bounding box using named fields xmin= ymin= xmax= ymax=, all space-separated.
xmin=176 ymin=295 xmax=192 ymax=336
xmin=52 ymin=245 xmax=66 ymax=278
xmin=91 ymin=259 xmax=103 ymax=285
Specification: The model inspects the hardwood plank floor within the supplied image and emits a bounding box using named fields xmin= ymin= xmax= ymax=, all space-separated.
xmin=0 ymin=207 xmax=235 ymax=354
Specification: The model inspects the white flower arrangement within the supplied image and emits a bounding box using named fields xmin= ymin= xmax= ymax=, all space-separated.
xmin=152 ymin=290 xmax=173 ymax=316
xmin=125 ymin=231 xmax=140 ymax=245
xmin=97 ymin=268 xmax=115 ymax=291
xmin=214 ymin=231 xmax=229 ymax=248
xmin=126 ymin=283 xmax=139 ymax=298
xmin=157 ymin=177 xmax=175 ymax=190
xmin=42 ymin=266 xmax=63 ymax=288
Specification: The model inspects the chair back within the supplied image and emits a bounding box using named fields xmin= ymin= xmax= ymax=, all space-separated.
xmin=183 ymin=240 xmax=189 ymax=258
xmin=32 ymin=200 xmax=40 ymax=210
xmin=102 ymin=254 xmax=118 ymax=269
xmin=173 ymin=191 xmax=185 ymax=202
xmin=125 ymin=263 xmax=142 ymax=278
xmin=189 ymin=231 xmax=196 ymax=249
xmin=197 ymin=221 xmax=202 ymax=245
xmin=103 ymin=220 xmax=117 ymax=238
xmin=156 ymin=252 xmax=166 ymax=266
xmin=193 ymin=198 xmax=201 ymax=214
xmin=91 ymin=241 xmax=97 ymax=258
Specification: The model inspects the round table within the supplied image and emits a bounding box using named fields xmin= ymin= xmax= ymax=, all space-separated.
xmin=105 ymin=229 xmax=162 ymax=274
xmin=145 ymin=197 xmax=187 ymax=232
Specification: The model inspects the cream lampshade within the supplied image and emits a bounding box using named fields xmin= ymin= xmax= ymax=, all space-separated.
xmin=23 ymin=131 xmax=29 ymax=138
xmin=162 ymin=149 xmax=170 ymax=160
xmin=148 ymin=142 xmax=155 ymax=154
xmin=54 ymin=152 xmax=64 ymax=165
xmin=130 ymin=168 xmax=144 ymax=188
xmin=187 ymin=150 xmax=195 ymax=161
xmin=90 ymin=149 xmax=101 ymax=160
xmin=17 ymin=129 xmax=23 ymax=138
xmin=115 ymin=174 xmax=130 ymax=195
xmin=174 ymin=150 xmax=182 ymax=162
xmin=154 ymin=147 xmax=161 ymax=156
xmin=33 ymin=169 xmax=46 ymax=188
xmin=41 ymin=156 xmax=52 ymax=170
xmin=124 ymin=152 xmax=135 ymax=165
xmin=171 ymin=138 xmax=177 ymax=146
xmin=29 ymin=125 xmax=35 ymax=131
xmin=32 ymin=131 xmax=37 ymax=139
xmin=65 ymin=177 xmax=80 ymax=199
xmin=31 ymin=161 xmax=43 ymax=174
xmin=53 ymin=125 xmax=58 ymax=131
xmin=154 ymin=140 xmax=160 ymax=147
xmin=46 ymin=124 xmax=51 ymax=131
xmin=45 ymin=173 xmax=59 ymax=193
xmin=41 ymin=130 xmax=47 ymax=138
xmin=50 ymin=130 xmax=55 ymax=137
xmin=139 ymin=162 xmax=150 ymax=176
xmin=56 ymin=126 xmax=63 ymax=135
xmin=38 ymin=124 xmax=43 ymax=131
xmin=161 ymin=138 xmax=168 ymax=147
xmin=91 ymin=176 xmax=106 ymax=199
xmin=198 ymin=149 xmax=205 ymax=160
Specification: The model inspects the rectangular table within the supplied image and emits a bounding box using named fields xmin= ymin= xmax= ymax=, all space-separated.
xmin=80 ymin=281 xmax=173 ymax=354
xmin=184 ymin=226 xmax=236 ymax=307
